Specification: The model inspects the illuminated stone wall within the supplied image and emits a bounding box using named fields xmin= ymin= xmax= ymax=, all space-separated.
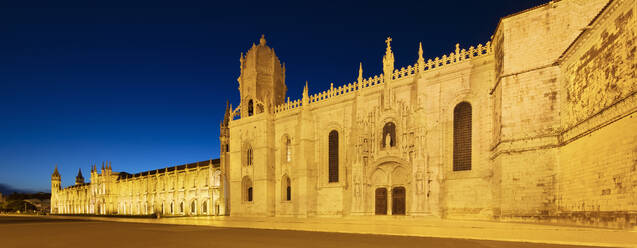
xmin=490 ymin=0 xmax=609 ymax=220
xmin=557 ymin=0 xmax=637 ymax=228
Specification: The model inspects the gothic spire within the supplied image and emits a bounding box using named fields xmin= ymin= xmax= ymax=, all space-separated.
xmin=223 ymin=100 xmax=231 ymax=127
xmin=382 ymin=37 xmax=395 ymax=82
xmin=417 ymin=42 xmax=425 ymax=71
xmin=358 ymin=62 xmax=363 ymax=83
xmin=76 ymin=168 xmax=83 ymax=179
xmin=302 ymin=81 xmax=309 ymax=106
xmin=52 ymin=165 xmax=61 ymax=178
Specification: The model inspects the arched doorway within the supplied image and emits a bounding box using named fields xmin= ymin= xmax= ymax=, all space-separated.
xmin=375 ymin=188 xmax=387 ymax=215
xmin=392 ymin=186 xmax=406 ymax=215
xmin=368 ymin=159 xmax=410 ymax=216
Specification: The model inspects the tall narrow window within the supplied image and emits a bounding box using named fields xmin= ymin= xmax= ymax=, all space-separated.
xmin=191 ymin=201 xmax=196 ymax=214
xmin=453 ymin=102 xmax=472 ymax=171
xmin=180 ymin=202 xmax=184 ymax=214
xmin=286 ymin=138 xmax=292 ymax=162
xmin=247 ymin=147 xmax=253 ymax=166
xmin=382 ymin=122 xmax=396 ymax=148
xmin=202 ymin=201 xmax=207 ymax=214
xmin=243 ymin=177 xmax=253 ymax=202
xmin=248 ymin=99 xmax=254 ymax=116
xmin=328 ymin=130 xmax=339 ymax=182
xmin=282 ymin=175 xmax=291 ymax=201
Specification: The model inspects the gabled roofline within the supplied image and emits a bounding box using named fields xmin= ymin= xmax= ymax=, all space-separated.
xmin=555 ymin=0 xmax=615 ymax=64
xmin=492 ymin=1 xmax=553 ymax=41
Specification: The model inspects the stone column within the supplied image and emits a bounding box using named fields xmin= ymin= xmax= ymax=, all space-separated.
xmin=387 ymin=186 xmax=392 ymax=215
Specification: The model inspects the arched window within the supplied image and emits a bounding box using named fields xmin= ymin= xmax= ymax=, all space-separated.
xmin=180 ymin=201 xmax=184 ymax=214
xmin=213 ymin=170 xmax=221 ymax=187
xmin=453 ymin=102 xmax=472 ymax=171
xmin=246 ymin=147 xmax=253 ymax=166
xmin=286 ymin=138 xmax=292 ymax=163
xmin=382 ymin=122 xmax=396 ymax=148
xmin=170 ymin=202 xmax=174 ymax=214
xmin=202 ymin=200 xmax=207 ymax=214
xmin=282 ymin=175 xmax=291 ymax=201
xmin=248 ymin=99 xmax=254 ymax=116
xmin=328 ymin=130 xmax=339 ymax=183
xmin=191 ymin=200 xmax=196 ymax=215
xmin=242 ymin=177 xmax=253 ymax=202
xmin=286 ymin=182 xmax=291 ymax=201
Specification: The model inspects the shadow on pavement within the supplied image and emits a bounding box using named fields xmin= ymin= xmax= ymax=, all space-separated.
xmin=0 ymin=216 xmax=92 ymax=224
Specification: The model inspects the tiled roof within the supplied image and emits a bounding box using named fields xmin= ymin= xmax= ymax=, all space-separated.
xmin=117 ymin=159 xmax=220 ymax=180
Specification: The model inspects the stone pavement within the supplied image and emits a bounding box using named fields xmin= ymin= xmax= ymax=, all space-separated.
xmin=10 ymin=214 xmax=637 ymax=248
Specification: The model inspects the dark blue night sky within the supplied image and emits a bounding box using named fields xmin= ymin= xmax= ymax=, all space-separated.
xmin=0 ymin=0 xmax=546 ymax=192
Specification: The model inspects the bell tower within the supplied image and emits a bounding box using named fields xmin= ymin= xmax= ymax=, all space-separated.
xmin=51 ymin=165 xmax=61 ymax=214
xmin=237 ymin=35 xmax=287 ymax=117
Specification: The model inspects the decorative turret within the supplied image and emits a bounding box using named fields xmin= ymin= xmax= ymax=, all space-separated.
xmin=382 ymin=37 xmax=395 ymax=109
xmin=222 ymin=100 xmax=230 ymax=128
xmin=75 ymin=168 xmax=84 ymax=185
xmin=302 ymin=81 xmax=309 ymax=106
xmin=218 ymin=101 xmax=231 ymax=216
xmin=358 ymin=62 xmax=363 ymax=84
xmin=382 ymin=37 xmax=395 ymax=82
xmin=237 ymin=34 xmax=287 ymax=117
xmin=51 ymin=165 xmax=61 ymax=180
xmin=417 ymin=42 xmax=425 ymax=72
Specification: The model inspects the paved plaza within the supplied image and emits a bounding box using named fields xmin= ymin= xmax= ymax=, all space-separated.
xmin=0 ymin=216 xmax=628 ymax=248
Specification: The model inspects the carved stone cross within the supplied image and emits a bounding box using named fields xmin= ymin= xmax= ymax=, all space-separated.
xmin=385 ymin=37 xmax=392 ymax=48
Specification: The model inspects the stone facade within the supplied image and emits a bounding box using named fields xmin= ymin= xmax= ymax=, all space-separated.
xmin=52 ymin=0 xmax=637 ymax=228
xmin=50 ymin=160 xmax=227 ymax=216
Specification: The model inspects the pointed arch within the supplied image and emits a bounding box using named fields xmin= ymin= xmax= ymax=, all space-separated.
xmin=242 ymin=176 xmax=253 ymax=202
xmin=382 ymin=122 xmax=397 ymax=148
xmin=244 ymin=143 xmax=254 ymax=167
xmin=213 ymin=170 xmax=222 ymax=187
xmin=282 ymin=174 xmax=291 ymax=201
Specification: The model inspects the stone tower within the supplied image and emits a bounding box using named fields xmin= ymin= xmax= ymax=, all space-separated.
xmin=75 ymin=168 xmax=84 ymax=185
xmin=51 ymin=165 xmax=61 ymax=213
xmin=237 ymin=35 xmax=287 ymax=117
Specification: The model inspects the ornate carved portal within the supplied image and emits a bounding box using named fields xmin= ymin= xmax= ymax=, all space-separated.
xmin=368 ymin=160 xmax=410 ymax=215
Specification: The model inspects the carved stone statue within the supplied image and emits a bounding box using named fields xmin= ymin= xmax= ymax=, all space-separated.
xmin=385 ymin=133 xmax=391 ymax=148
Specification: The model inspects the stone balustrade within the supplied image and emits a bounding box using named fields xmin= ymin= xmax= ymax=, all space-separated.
xmin=272 ymin=41 xmax=492 ymax=114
